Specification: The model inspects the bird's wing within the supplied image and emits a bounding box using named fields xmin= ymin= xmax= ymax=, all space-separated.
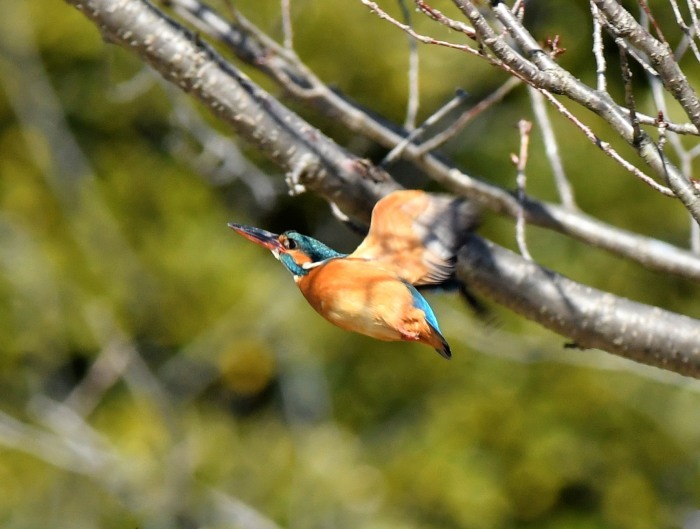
xmin=350 ymin=190 xmax=479 ymax=286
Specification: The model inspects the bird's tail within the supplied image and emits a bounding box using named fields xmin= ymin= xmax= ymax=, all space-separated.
xmin=429 ymin=324 xmax=452 ymax=360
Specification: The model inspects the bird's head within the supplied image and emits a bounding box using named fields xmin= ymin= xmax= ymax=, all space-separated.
xmin=228 ymin=223 xmax=346 ymax=280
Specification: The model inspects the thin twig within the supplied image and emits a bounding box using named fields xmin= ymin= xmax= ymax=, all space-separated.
xmin=512 ymin=119 xmax=534 ymax=261
xmin=63 ymin=336 xmax=134 ymax=417
xmin=594 ymin=0 xmax=700 ymax=132
xmin=460 ymin=0 xmax=688 ymax=204
xmin=689 ymin=142 xmax=700 ymax=159
xmin=657 ymin=111 xmax=669 ymax=154
xmin=633 ymin=111 xmax=697 ymax=135
xmin=382 ymin=89 xmax=469 ymax=164
xmin=414 ymin=0 xmax=476 ymax=39
xmin=613 ymin=36 xmax=661 ymax=77
xmin=686 ymin=0 xmax=700 ymax=62
xmin=618 ymin=43 xmax=643 ymax=145
xmin=638 ymin=0 xmax=671 ymax=48
xmin=280 ymin=0 xmax=294 ymax=50
xmin=537 ymin=89 xmax=675 ymax=196
xmin=528 ymin=86 xmax=577 ymax=209
xmin=415 ymin=77 xmax=521 ymax=155
xmin=361 ymin=0 xmax=479 ymax=54
xmin=692 ymin=218 xmax=700 ymax=254
xmin=670 ymin=0 xmax=700 ymax=62
xmin=648 ymin=76 xmax=700 ymax=253
xmin=398 ymin=0 xmax=420 ymax=130
xmin=512 ymin=0 xmax=525 ymax=19
xmin=590 ymin=1 xmax=607 ymax=92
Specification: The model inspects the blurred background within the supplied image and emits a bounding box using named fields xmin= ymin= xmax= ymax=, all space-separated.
xmin=2 ymin=0 xmax=700 ymax=528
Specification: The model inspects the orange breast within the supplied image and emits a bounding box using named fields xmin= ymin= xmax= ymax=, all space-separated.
xmin=296 ymin=258 xmax=437 ymax=345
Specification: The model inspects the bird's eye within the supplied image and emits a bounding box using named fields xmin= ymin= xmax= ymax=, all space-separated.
xmin=283 ymin=237 xmax=297 ymax=250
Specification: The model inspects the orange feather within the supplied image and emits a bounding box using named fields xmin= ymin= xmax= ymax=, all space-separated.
xmin=296 ymin=258 xmax=450 ymax=356
xmin=351 ymin=190 xmax=478 ymax=285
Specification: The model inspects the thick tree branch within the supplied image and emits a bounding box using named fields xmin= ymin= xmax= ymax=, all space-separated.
xmin=458 ymin=237 xmax=700 ymax=377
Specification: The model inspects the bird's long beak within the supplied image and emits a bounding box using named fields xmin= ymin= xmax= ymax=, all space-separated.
xmin=228 ymin=223 xmax=285 ymax=254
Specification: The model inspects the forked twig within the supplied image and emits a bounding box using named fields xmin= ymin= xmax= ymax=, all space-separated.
xmin=382 ymin=89 xmax=469 ymax=164
xmin=415 ymin=77 xmax=521 ymax=156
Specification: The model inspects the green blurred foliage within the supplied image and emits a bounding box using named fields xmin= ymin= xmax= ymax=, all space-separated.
xmin=0 ymin=0 xmax=700 ymax=528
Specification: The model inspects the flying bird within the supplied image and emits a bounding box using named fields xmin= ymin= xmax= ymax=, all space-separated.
xmin=228 ymin=190 xmax=479 ymax=358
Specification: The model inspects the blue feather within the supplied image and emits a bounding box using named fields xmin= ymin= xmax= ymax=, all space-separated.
xmin=402 ymin=281 xmax=442 ymax=332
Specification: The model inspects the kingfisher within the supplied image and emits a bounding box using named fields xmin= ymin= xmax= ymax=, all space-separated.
xmin=228 ymin=190 xmax=479 ymax=358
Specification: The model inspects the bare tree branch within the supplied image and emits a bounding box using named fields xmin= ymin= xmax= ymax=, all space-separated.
xmin=594 ymin=0 xmax=700 ymax=129
xmin=382 ymin=89 xmax=469 ymax=165
xmin=512 ymin=119 xmax=533 ymax=261
xmin=450 ymin=0 xmax=700 ymax=222
xmin=528 ymin=87 xmax=576 ymax=209
xmin=415 ymin=79 xmax=520 ymax=156
xmin=163 ymin=0 xmax=700 ymax=281
xmin=165 ymin=0 xmax=700 ymax=282
xmin=64 ymin=0 xmax=700 ymax=377
xmin=592 ymin=0 xmax=700 ymax=219
xmin=67 ymin=0 xmax=399 ymax=223
xmin=458 ymin=236 xmax=700 ymax=377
